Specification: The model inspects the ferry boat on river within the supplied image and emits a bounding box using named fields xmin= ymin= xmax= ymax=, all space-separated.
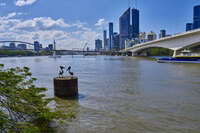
xmin=157 ymin=50 xmax=200 ymax=63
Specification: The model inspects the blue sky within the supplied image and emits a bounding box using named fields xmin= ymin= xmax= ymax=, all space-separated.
xmin=0 ymin=0 xmax=199 ymax=49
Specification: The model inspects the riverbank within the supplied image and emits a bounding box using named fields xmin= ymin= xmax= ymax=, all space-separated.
xmin=0 ymin=49 xmax=52 ymax=57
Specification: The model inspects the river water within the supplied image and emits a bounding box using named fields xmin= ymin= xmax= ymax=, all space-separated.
xmin=1 ymin=55 xmax=200 ymax=133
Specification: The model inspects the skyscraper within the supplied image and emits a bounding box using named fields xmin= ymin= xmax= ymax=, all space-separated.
xmin=95 ymin=39 xmax=102 ymax=51
xmin=132 ymin=8 xmax=139 ymax=39
xmin=119 ymin=8 xmax=131 ymax=50
xmin=34 ymin=41 xmax=40 ymax=52
xmin=103 ymin=30 xmax=107 ymax=50
xmin=109 ymin=22 xmax=113 ymax=50
xmin=112 ymin=32 xmax=120 ymax=51
xmin=193 ymin=5 xmax=200 ymax=29
xmin=186 ymin=23 xmax=193 ymax=31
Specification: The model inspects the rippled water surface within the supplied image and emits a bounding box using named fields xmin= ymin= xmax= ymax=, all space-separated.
xmin=1 ymin=55 xmax=200 ymax=133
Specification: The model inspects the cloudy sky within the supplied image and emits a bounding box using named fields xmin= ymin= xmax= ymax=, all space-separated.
xmin=0 ymin=0 xmax=199 ymax=49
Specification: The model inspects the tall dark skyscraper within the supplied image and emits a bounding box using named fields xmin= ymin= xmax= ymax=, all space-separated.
xmin=132 ymin=8 xmax=139 ymax=39
xmin=112 ymin=32 xmax=120 ymax=51
xmin=103 ymin=30 xmax=107 ymax=50
xmin=109 ymin=22 xmax=113 ymax=50
xmin=186 ymin=23 xmax=193 ymax=31
xmin=119 ymin=8 xmax=131 ymax=50
xmin=193 ymin=5 xmax=200 ymax=29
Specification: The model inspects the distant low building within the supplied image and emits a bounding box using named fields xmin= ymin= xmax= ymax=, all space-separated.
xmin=9 ymin=42 xmax=16 ymax=50
xmin=17 ymin=44 xmax=27 ymax=50
xmin=148 ymin=31 xmax=157 ymax=41
xmin=186 ymin=23 xmax=193 ymax=31
xmin=159 ymin=29 xmax=166 ymax=38
xmin=95 ymin=39 xmax=102 ymax=51
xmin=48 ymin=44 xmax=53 ymax=51
xmin=139 ymin=32 xmax=146 ymax=42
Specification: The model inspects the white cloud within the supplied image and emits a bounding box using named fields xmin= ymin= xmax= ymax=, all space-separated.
xmin=95 ymin=18 xmax=108 ymax=30
xmin=15 ymin=0 xmax=37 ymax=6
xmin=0 ymin=13 xmax=101 ymax=50
xmin=0 ymin=3 xmax=6 ymax=6
xmin=12 ymin=17 xmax=69 ymax=31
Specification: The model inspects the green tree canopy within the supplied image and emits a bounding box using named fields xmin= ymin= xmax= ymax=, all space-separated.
xmin=0 ymin=64 xmax=73 ymax=133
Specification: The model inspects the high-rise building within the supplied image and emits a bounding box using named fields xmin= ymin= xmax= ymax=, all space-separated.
xmin=119 ymin=8 xmax=131 ymax=50
xmin=109 ymin=22 xmax=113 ymax=50
xmin=186 ymin=23 xmax=193 ymax=31
xmin=103 ymin=30 xmax=107 ymax=50
xmin=112 ymin=32 xmax=120 ymax=51
xmin=148 ymin=31 xmax=157 ymax=41
xmin=95 ymin=39 xmax=102 ymax=51
xmin=193 ymin=5 xmax=200 ymax=29
xmin=34 ymin=41 xmax=40 ymax=52
xmin=159 ymin=29 xmax=166 ymax=38
xmin=132 ymin=8 xmax=139 ymax=39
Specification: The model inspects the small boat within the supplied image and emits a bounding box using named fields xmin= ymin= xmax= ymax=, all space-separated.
xmin=157 ymin=50 xmax=200 ymax=63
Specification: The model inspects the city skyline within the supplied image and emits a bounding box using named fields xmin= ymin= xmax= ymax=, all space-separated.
xmin=0 ymin=0 xmax=199 ymax=49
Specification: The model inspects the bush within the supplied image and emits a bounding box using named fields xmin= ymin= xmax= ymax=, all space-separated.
xmin=0 ymin=64 xmax=69 ymax=133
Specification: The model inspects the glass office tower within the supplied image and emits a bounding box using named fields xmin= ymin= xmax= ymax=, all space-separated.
xmin=119 ymin=8 xmax=131 ymax=50
xmin=193 ymin=5 xmax=200 ymax=29
xmin=132 ymin=8 xmax=139 ymax=39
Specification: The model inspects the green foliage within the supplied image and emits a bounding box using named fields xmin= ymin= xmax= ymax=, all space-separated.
xmin=0 ymin=50 xmax=34 ymax=57
xmin=0 ymin=64 xmax=69 ymax=133
xmin=0 ymin=50 xmax=53 ymax=57
xmin=147 ymin=47 xmax=173 ymax=56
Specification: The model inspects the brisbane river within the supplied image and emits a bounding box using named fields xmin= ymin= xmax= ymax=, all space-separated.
xmin=1 ymin=55 xmax=200 ymax=133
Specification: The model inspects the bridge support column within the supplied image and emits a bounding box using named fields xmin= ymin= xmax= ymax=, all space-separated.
xmin=173 ymin=50 xmax=177 ymax=58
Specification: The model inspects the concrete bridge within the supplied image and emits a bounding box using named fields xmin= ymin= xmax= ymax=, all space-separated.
xmin=0 ymin=41 xmax=34 ymax=46
xmin=122 ymin=29 xmax=200 ymax=57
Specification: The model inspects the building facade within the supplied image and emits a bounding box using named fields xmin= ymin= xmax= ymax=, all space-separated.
xmin=112 ymin=32 xmax=120 ymax=51
xmin=119 ymin=8 xmax=131 ymax=50
xmin=34 ymin=41 xmax=40 ymax=52
xmin=148 ymin=31 xmax=157 ymax=41
xmin=159 ymin=29 xmax=166 ymax=38
xmin=186 ymin=23 xmax=193 ymax=31
xmin=193 ymin=5 xmax=200 ymax=29
xmin=139 ymin=32 xmax=146 ymax=42
xmin=132 ymin=8 xmax=139 ymax=39
xmin=9 ymin=42 xmax=16 ymax=50
xmin=95 ymin=39 xmax=102 ymax=51
xmin=17 ymin=44 xmax=27 ymax=50
xmin=103 ymin=30 xmax=107 ymax=51
xmin=48 ymin=44 xmax=53 ymax=51
xmin=109 ymin=22 xmax=113 ymax=50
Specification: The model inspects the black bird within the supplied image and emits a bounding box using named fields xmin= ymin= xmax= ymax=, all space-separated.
xmin=66 ymin=66 xmax=71 ymax=72
xmin=59 ymin=70 xmax=64 ymax=77
xmin=60 ymin=66 xmax=65 ymax=70
xmin=69 ymin=71 xmax=74 ymax=76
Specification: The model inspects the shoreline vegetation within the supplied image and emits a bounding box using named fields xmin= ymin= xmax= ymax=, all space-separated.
xmin=0 ymin=50 xmax=52 ymax=57
xmin=0 ymin=64 xmax=75 ymax=133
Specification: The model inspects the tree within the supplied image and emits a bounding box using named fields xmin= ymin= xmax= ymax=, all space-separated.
xmin=0 ymin=64 xmax=73 ymax=133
